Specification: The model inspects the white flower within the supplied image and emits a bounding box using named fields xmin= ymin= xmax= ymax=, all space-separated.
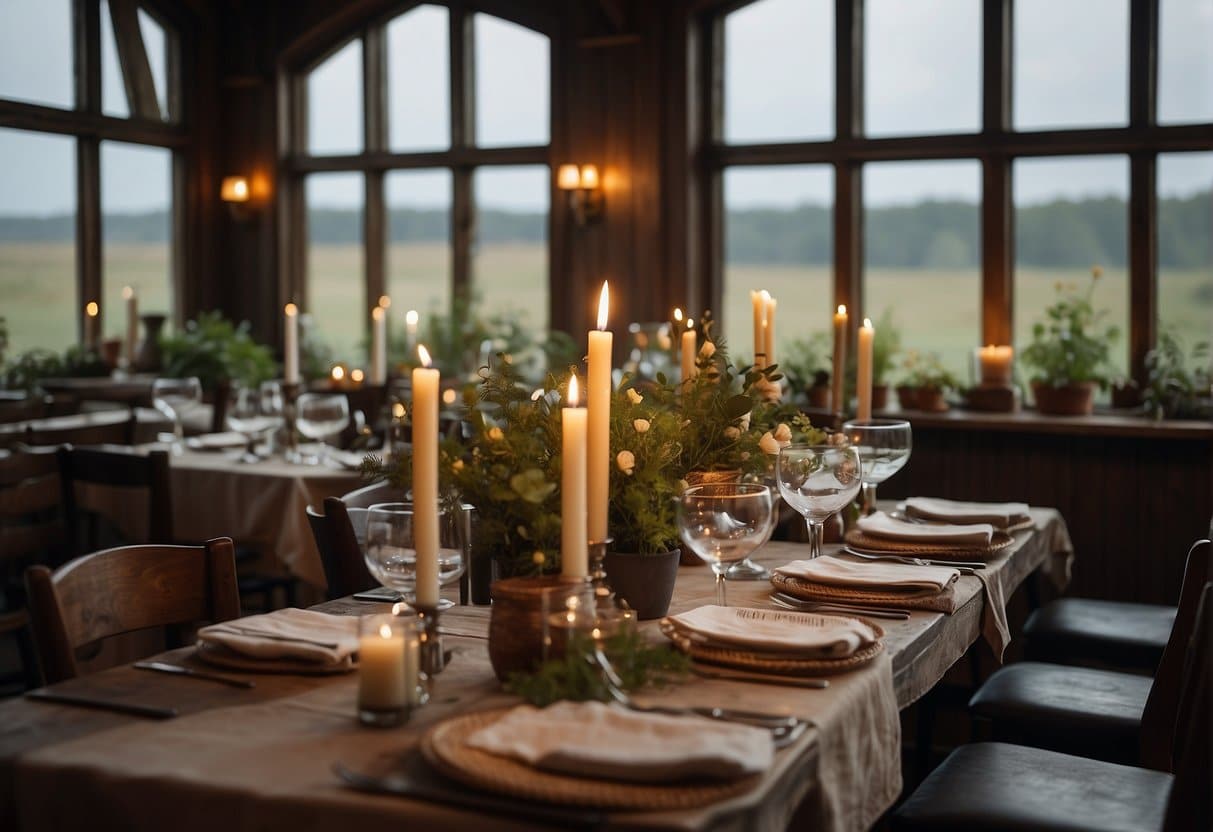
xmin=626 ymin=388 xmax=643 ymax=404
xmin=487 ymin=426 xmax=504 ymax=441
xmin=724 ymin=426 xmax=740 ymax=440
xmin=739 ymin=452 xmax=751 ymax=461
xmin=738 ymin=412 xmax=751 ymax=431
xmin=633 ymin=418 xmax=650 ymax=434
xmin=616 ymin=450 xmax=635 ymax=475
xmin=698 ymin=340 xmax=716 ymax=358
xmin=759 ymin=431 xmax=781 ymax=455
xmin=773 ymin=423 xmax=792 ymax=444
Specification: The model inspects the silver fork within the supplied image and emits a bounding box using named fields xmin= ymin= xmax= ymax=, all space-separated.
xmin=841 ymin=549 xmax=982 ymax=574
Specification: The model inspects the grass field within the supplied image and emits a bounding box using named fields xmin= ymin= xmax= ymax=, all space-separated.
xmin=3 ymin=242 xmax=1209 ymax=382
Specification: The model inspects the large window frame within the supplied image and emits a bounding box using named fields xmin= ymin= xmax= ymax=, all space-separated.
xmin=699 ymin=0 xmax=1213 ymax=384
xmin=0 ymin=0 xmax=187 ymax=344
xmin=277 ymin=1 xmax=553 ymax=336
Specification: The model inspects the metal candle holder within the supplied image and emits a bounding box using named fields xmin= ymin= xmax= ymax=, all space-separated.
xmin=587 ymin=538 xmax=615 ymax=609
xmin=282 ymin=381 xmax=302 ymax=462
xmin=414 ymin=603 xmax=444 ymax=691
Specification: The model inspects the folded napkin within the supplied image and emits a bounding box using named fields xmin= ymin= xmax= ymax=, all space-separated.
xmin=904 ymin=497 xmax=1031 ymax=529
xmin=776 ymin=556 xmax=961 ymax=594
xmin=325 ymin=449 xmax=367 ymax=471
xmin=857 ymin=511 xmax=994 ymax=547
xmin=185 ymin=431 xmax=248 ymax=451
xmin=668 ymin=605 xmax=877 ymax=659
xmin=195 ymin=608 xmax=359 ymax=674
xmin=466 ymin=701 xmax=772 ymax=783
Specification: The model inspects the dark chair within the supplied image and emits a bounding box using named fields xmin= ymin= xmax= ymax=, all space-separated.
xmin=892 ymin=584 xmax=1212 ymax=832
xmin=306 ymin=498 xmax=376 ymax=600
xmin=23 ymin=410 xmax=137 ymax=448
xmin=57 ymin=445 xmax=173 ymax=555
xmin=0 ymin=395 xmax=47 ymax=426
xmin=968 ymin=538 xmax=1210 ymax=767
xmin=25 ymin=538 xmax=240 ymax=683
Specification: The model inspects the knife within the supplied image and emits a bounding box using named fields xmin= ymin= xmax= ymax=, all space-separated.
xmin=26 ymin=689 xmax=179 ymax=719
xmin=769 ymin=593 xmax=912 ymax=620
xmin=691 ymin=665 xmax=830 ymax=689
xmin=843 ymin=546 xmax=987 ymax=569
xmin=134 ymin=661 xmax=256 ymax=689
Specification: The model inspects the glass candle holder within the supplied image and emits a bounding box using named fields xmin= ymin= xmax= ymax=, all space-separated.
xmin=357 ymin=613 xmax=423 ymax=727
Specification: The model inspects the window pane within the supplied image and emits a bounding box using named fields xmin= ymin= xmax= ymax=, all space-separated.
xmin=864 ymin=161 xmax=981 ymax=378
xmin=1157 ymin=152 xmax=1213 ymax=352
xmin=0 ymin=128 xmax=76 ymax=353
xmin=101 ymin=141 xmax=173 ymax=341
xmin=307 ymin=39 xmax=363 ymax=156
xmin=101 ymin=0 xmax=130 ymax=119
xmin=473 ymin=166 xmax=548 ymax=332
xmin=1158 ymin=0 xmax=1213 ymax=124
xmin=474 ymin=15 xmax=549 ymax=147
xmin=306 ymin=174 xmax=364 ymax=360
xmin=865 ymin=0 xmax=980 ymax=136
xmin=387 ymin=5 xmax=450 ymax=152
xmin=137 ymin=8 xmax=170 ymax=121
xmin=1014 ymin=156 xmax=1129 ymax=381
xmin=387 ymin=170 xmax=451 ymax=338
xmin=724 ymin=0 xmax=833 ymax=143
xmin=1014 ymin=0 xmax=1129 ymax=131
xmin=0 ymin=0 xmax=73 ymax=109
xmin=723 ymin=166 xmax=833 ymax=367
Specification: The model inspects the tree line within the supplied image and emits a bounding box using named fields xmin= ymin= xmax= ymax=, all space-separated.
xmin=1 ymin=191 xmax=1208 ymax=269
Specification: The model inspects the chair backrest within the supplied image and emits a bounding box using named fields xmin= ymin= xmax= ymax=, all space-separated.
xmin=0 ymin=446 xmax=66 ymax=570
xmin=1141 ymin=537 xmax=1211 ymax=769
xmin=0 ymin=396 xmax=46 ymax=426
xmin=307 ymin=497 xmax=376 ymax=600
xmin=1162 ymin=583 xmax=1211 ymax=831
xmin=57 ymin=445 xmax=173 ymax=555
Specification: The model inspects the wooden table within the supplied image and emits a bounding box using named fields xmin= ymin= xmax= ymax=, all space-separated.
xmin=0 ymin=511 xmax=1071 ymax=832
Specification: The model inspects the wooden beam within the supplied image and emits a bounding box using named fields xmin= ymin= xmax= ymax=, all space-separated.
xmin=981 ymin=0 xmax=1012 ymax=346
xmin=363 ymin=27 xmax=386 ymax=324
xmin=450 ymin=6 xmax=474 ymax=307
xmin=833 ymin=0 xmax=863 ymax=323
xmin=0 ymin=100 xmax=186 ymax=146
xmin=109 ymin=0 xmax=163 ymax=121
xmin=77 ymin=139 xmax=102 ymax=345
xmin=76 ymin=0 xmax=101 ymax=115
xmin=1129 ymin=155 xmax=1157 ymax=386
xmin=1129 ymin=0 xmax=1158 ymax=129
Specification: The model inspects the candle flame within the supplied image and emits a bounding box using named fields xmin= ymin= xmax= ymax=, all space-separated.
xmin=350 ymin=368 xmax=365 ymax=383
xmin=378 ymin=624 xmax=392 ymax=639
xmin=686 ymin=318 xmax=694 ymax=330
xmin=392 ymin=402 xmax=405 ymax=419
xmin=122 ymin=286 xmax=134 ymax=300
xmin=837 ymin=304 xmax=846 ymax=315
xmin=568 ymin=374 xmax=580 ymax=406
xmin=378 ymin=294 xmax=391 ymax=309
xmin=418 ymin=344 xmax=432 ymax=367
xmin=85 ymin=301 xmax=99 ymax=317
xmin=760 ymin=289 xmax=771 ymax=302
xmin=863 ymin=317 xmax=873 ymax=329
xmin=331 ymin=365 xmax=345 ymax=381
xmin=371 ymin=306 xmax=384 ymax=321
xmin=596 ymin=281 xmax=610 ymax=330
xmin=285 ymin=303 xmax=298 ymax=317
xmin=673 ymin=307 xmax=683 ymax=322
xmin=405 ymin=309 xmax=419 ymax=326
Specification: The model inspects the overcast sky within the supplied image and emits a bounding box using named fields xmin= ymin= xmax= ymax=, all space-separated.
xmin=1 ymin=0 xmax=1211 ymax=217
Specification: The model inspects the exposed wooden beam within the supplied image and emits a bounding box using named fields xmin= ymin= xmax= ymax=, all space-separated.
xmin=981 ymin=0 xmax=1012 ymax=346
xmin=109 ymin=0 xmax=163 ymax=121
xmin=450 ymin=6 xmax=474 ymax=307
xmin=0 ymin=99 xmax=186 ymax=145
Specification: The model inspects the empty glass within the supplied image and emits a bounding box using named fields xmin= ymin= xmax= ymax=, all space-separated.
xmin=677 ymin=482 xmax=775 ymax=606
xmin=295 ymin=392 xmax=350 ymax=465
xmin=225 ymin=383 xmax=280 ymax=463
xmin=777 ymin=444 xmax=863 ymax=559
xmin=363 ymin=502 xmax=467 ymax=611
xmin=841 ymin=418 xmax=912 ymax=515
xmin=151 ymin=376 xmax=202 ymax=454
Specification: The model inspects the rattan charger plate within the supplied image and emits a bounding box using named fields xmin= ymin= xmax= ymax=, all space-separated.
xmin=420 ymin=708 xmax=762 ymax=811
xmin=659 ymin=617 xmax=885 ymax=676
xmin=769 ymin=572 xmax=956 ymax=614
xmin=843 ymin=528 xmax=1016 ymax=558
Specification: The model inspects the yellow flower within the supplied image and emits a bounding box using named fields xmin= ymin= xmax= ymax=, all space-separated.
xmin=633 ymin=418 xmax=650 ymax=433
xmin=487 ymin=426 xmax=504 ymax=441
xmin=451 ymin=459 xmax=465 ymax=472
xmin=615 ymin=450 xmax=635 ymax=475
xmin=759 ymin=431 xmax=780 ymax=455
xmin=626 ymin=388 xmax=643 ymax=405
xmin=532 ymin=550 xmax=546 ymax=566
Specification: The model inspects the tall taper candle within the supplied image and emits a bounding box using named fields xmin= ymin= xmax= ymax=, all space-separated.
xmin=763 ymin=293 xmax=777 ymax=368
xmin=370 ymin=305 xmax=387 ymax=385
xmin=284 ymin=303 xmax=300 ymax=385
xmin=832 ymin=305 xmax=848 ymax=414
xmin=587 ymin=281 xmax=612 ymax=543
xmin=561 ymin=375 xmax=588 ymax=577
xmin=84 ymin=301 xmax=99 ymax=350
xmin=122 ymin=286 xmax=138 ymax=365
xmin=751 ymin=291 xmax=765 ymax=367
xmin=405 ymin=309 xmax=419 ymax=356
xmin=412 ymin=345 xmax=440 ymax=606
xmin=681 ymin=318 xmax=697 ymax=382
xmin=857 ymin=317 xmax=874 ymax=421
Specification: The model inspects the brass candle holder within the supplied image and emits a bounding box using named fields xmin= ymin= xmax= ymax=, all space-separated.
xmin=587 ymin=537 xmax=614 ymax=609
xmin=413 ymin=603 xmax=444 ymax=694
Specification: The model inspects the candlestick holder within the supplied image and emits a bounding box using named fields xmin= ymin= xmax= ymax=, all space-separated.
xmin=587 ymin=538 xmax=615 ymax=609
xmin=282 ymin=381 xmax=302 ymax=462
xmin=414 ymin=603 xmax=445 ymax=694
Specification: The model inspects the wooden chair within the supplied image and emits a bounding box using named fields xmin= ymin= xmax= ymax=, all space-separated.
xmin=25 ymin=537 xmax=240 ymax=684
xmin=57 ymin=445 xmax=173 ymax=556
xmin=306 ymin=498 xmax=376 ymax=600
xmin=0 ymin=395 xmax=47 ymax=426
xmin=22 ymin=410 xmax=136 ymax=448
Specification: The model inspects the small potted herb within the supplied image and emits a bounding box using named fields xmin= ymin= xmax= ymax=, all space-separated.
xmin=897 ymin=350 xmax=959 ymax=412
xmin=782 ymin=332 xmax=832 ymax=409
xmin=1142 ymin=331 xmax=1211 ymax=421
xmin=870 ymin=309 xmax=903 ymax=411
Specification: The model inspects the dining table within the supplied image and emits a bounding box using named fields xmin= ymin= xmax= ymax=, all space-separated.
xmin=0 ymin=508 xmax=1073 ymax=832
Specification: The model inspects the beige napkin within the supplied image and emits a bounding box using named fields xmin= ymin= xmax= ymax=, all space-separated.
xmin=857 ymin=511 xmax=994 ymax=547
xmin=185 ymin=431 xmax=248 ymax=451
xmin=195 ymin=608 xmax=359 ymax=674
xmin=465 ymin=701 xmax=773 ymax=783
xmin=904 ymin=497 xmax=1030 ymax=528
xmin=776 ymin=556 xmax=960 ymax=593
xmin=669 ymin=605 xmax=877 ymax=658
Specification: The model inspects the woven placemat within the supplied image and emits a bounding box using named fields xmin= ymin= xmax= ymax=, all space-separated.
xmin=420 ymin=708 xmax=761 ymax=811
xmin=843 ymin=529 xmax=1015 ymax=558
xmin=770 ymin=573 xmax=958 ymax=614
xmin=659 ymin=617 xmax=885 ymax=676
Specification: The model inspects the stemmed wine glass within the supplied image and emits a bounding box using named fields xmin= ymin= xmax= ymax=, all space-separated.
xmin=776 ymin=444 xmax=863 ymax=559
xmin=295 ymin=393 xmax=350 ymax=465
xmin=676 ymin=482 xmax=775 ymax=607
xmin=840 ymin=418 xmax=912 ymax=515
xmin=225 ymin=383 xmax=279 ymax=463
xmin=363 ymin=502 xmax=467 ymax=612
xmin=259 ymin=380 xmax=286 ymax=454
xmin=151 ymin=376 xmax=202 ymax=455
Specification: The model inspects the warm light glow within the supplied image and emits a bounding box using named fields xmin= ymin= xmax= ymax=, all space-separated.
xmin=442 ymin=388 xmax=457 ymax=405
xmin=405 ymin=309 xmax=419 ymax=326
xmin=417 ymin=344 xmax=432 ymax=367
xmin=391 ymin=601 xmax=408 ymax=616
xmin=392 ymin=402 xmax=405 ymax=419
xmin=220 ymin=176 xmax=250 ymax=203
xmin=85 ymin=301 xmax=99 ymax=317
xmin=350 ymin=368 xmax=365 ymax=383
xmin=837 ymin=305 xmax=847 ymax=315
xmin=760 ymin=289 xmax=771 ymax=303
xmin=568 ymin=375 xmax=580 ymax=407
xmin=378 ymin=295 xmax=391 ymax=309
xmin=686 ymin=318 xmax=694 ymax=330
xmin=557 ymin=164 xmax=581 ymax=190
xmin=372 ymin=306 xmax=384 ymax=322
xmin=378 ymin=624 xmax=392 ymax=639
xmin=122 ymin=286 xmax=134 ymax=300
xmin=863 ymin=317 xmax=873 ymax=329
xmin=673 ymin=307 xmax=683 ymax=322
xmin=331 ymin=365 xmax=345 ymax=381
xmin=596 ymin=281 xmax=610 ymax=330
xmin=579 ymin=164 xmax=600 ymax=190
xmin=285 ymin=303 xmax=298 ymax=317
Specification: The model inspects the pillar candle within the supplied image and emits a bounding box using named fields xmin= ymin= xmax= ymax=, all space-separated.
xmin=857 ymin=317 xmax=874 ymax=421
xmin=84 ymin=302 xmax=99 ymax=351
xmin=751 ymin=291 xmax=764 ymax=367
xmin=587 ymin=281 xmax=612 ymax=544
xmin=370 ymin=305 xmax=386 ymax=385
xmin=358 ymin=619 xmax=407 ymax=711
xmin=284 ymin=303 xmax=300 ymax=385
xmin=978 ymin=345 xmax=1014 ymax=385
xmin=763 ymin=293 xmax=777 ymax=368
xmin=832 ymin=305 xmax=848 ymax=413
xmin=561 ymin=375 xmax=588 ymax=578
xmin=412 ymin=345 xmax=440 ymax=607
xmin=122 ymin=286 xmax=138 ymax=365
xmin=681 ymin=318 xmax=697 ymax=382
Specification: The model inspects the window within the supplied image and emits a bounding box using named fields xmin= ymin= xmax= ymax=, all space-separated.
xmin=285 ymin=4 xmax=551 ymax=363
xmin=0 ymin=0 xmax=183 ymax=352
xmin=1157 ymin=0 xmax=1213 ymax=125
xmin=1157 ymin=152 xmax=1213 ymax=350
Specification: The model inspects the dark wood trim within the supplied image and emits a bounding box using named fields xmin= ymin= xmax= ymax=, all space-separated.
xmin=363 ymin=26 xmax=386 ymax=321
xmin=363 ymin=26 xmax=386 ymax=153
xmin=171 ymin=150 xmax=187 ymax=325
xmin=983 ymin=0 xmax=1010 ymax=133
xmin=866 ymin=406 xmax=1213 ymax=441
xmin=450 ymin=5 xmax=473 ymax=306
xmin=834 ymin=0 xmax=862 ymax=322
xmin=108 ymin=0 xmax=162 ymax=121
xmin=76 ymin=0 xmax=101 ymax=116
xmin=365 ymin=170 xmax=385 ymax=319
xmin=284 ymin=145 xmax=549 ymax=173
xmin=76 ymin=139 xmax=102 ymax=342
xmin=0 ymin=99 xmax=186 ymax=146
xmin=1129 ymin=0 xmax=1158 ymax=129
xmin=701 ymin=12 xmax=723 ymax=318
xmin=981 ymin=156 xmax=1012 ymax=345
xmin=1129 ymin=153 xmax=1157 ymax=383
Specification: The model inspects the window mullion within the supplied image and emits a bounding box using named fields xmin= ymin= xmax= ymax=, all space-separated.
xmin=981 ymin=0 xmax=1012 ymax=346
xmin=364 ymin=26 xmax=387 ymax=326
xmin=450 ymin=4 xmax=474 ymax=309
xmin=834 ymin=0 xmax=863 ymax=340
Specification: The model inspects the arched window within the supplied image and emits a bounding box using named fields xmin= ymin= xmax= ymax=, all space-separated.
xmin=282 ymin=3 xmax=551 ymax=362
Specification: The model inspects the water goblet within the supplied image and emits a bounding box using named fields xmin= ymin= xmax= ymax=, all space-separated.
xmin=225 ymin=383 xmax=279 ymax=463
xmin=295 ymin=392 xmax=350 ymax=465
xmin=676 ymin=482 xmax=774 ymax=607
xmin=363 ymin=502 xmax=467 ymax=612
xmin=151 ymin=376 xmax=202 ymax=455
xmin=840 ymin=418 xmax=912 ymax=515
xmin=776 ymin=444 xmax=862 ymax=559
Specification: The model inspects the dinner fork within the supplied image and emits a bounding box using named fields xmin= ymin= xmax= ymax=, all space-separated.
xmin=841 ymin=549 xmax=982 ymax=573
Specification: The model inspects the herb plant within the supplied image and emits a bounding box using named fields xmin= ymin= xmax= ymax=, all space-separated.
xmin=1021 ymin=268 xmax=1120 ymax=389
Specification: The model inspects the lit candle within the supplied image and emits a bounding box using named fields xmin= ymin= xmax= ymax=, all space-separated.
xmin=857 ymin=317 xmax=874 ymax=421
xmin=680 ymin=318 xmax=697 ymax=383
xmin=751 ymin=291 xmax=764 ymax=367
xmin=358 ymin=618 xmax=408 ymax=712
xmin=284 ymin=303 xmax=300 ymax=385
xmin=330 ymin=365 xmax=346 ymax=388
xmin=350 ymin=368 xmax=365 ymax=386
xmin=832 ymin=305 xmax=848 ymax=414
xmin=561 ymin=375 xmax=588 ymax=578
xmin=84 ymin=301 xmax=99 ymax=350
xmin=763 ymin=292 xmax=776 ymax=368
xmin=370 ymin=305 xmax=386 ymax=385
xmin=412 ymin=345 xmax=440 ymax=607
xmin=405 ymin=309 xmax=419 ymax=357
xmin=587 ymin=281 xmax=612 ymax=544
xmin=122 ymin=286 xmax=138 ymax=366
xmin=978 ymin=345 xmax=1014 ymax=386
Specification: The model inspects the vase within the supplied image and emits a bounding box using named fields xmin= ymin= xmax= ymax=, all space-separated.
xmin=603 ymin=548 xmax=680 ymax=620
xmin=487 ymin=574 xmax=583 ymax=681
xmin=1033 ymin=381 xmax=1096 ymax=416
xmin=680 ymin=469 xmax=742 ymax=565
xmin=135 ymin=314 xmax=167 ymax=372
xmin=896 ymin=385 xmax=918 ymax=410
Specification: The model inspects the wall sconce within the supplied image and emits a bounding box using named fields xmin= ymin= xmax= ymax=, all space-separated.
xmin=220 ymin=175 xmax=252 ymax=220
xmin=557 ymin=164 xmax=604 ymax=226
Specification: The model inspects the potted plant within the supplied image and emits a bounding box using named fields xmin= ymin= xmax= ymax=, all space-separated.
xmin=1142 ymin=331 xmax=1211 ymax=420
xmin=1021 ymin=267 xmax=1119 ymax=416
xmin=160 ymin=311 xmax=279 ymax=391
xmin=897 ymin=350 xmax=959 ymax=412
xmin=870 ymin=309 xmax=902 ymax=411
xmin=782 ymin=332 xmax=832 ymax=409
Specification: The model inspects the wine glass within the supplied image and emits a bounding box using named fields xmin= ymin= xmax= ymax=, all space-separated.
xmin=151 ymin=376 xmax=202 ymax=454
xmin=363 ymin=502 xmax=467 ymax=612
xmin=676 ymin=482 xmax=774 ymax=607
xmin=225 ymin=383 xmax=279 ymax=463
xmin=776 ymin=444 xmax=862 ymax=559
xmin=295 ymin=393 xmax=349 ymax=465
xmin=841 ymin=418 xmax=912 ymax=515
xmin=259 ymin=380 xmax=286 ymax=454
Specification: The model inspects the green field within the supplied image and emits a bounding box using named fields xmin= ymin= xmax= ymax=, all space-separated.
xmin=3 ymin=242 xmax=1209 ymax=383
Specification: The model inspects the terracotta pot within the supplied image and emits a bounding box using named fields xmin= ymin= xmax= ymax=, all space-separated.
xmin=603 ymin=548 xmax=680 ymax=620
xmin=680 ymin=470 xmax=742 ymax=564
xmin=871 ymin=384 xmax=889 ymax=411
xmin=896 ymin=385 xmax=919 ymax=410
xmin=807 ymin=384 xmax=831 ymax=409
xmin=916 ymin=386 xmax=950 ymax=412
xmin=487 ymin=574 xmax=584 ymax=681
xmin=1033 ymin=381 xmax=1096 ymax=416
xmin=1111 ymin=382 xmax=1141 ymax=409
